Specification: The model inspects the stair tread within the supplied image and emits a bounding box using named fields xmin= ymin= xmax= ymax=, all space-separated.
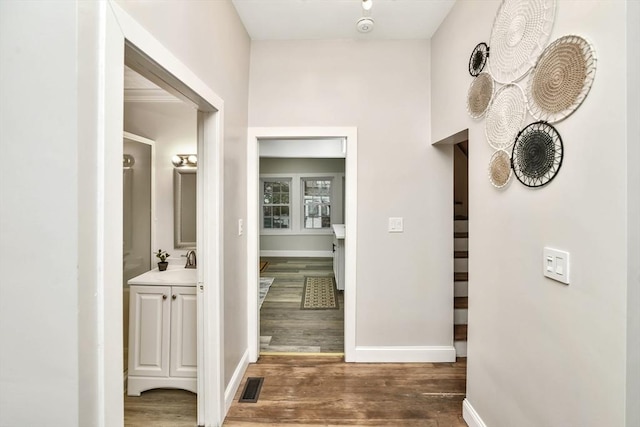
xmin=454 ymin=324 xmax=467 ymax=341
xmin=454 ymin=215 xmax=468 ymax=220
xmin=454 ymin=251 xmax=468 ymax=259
xmin=454 ymin=272 xmax=468 ymax=282
xmin=454 ymin=232 xmax=469 ymax=238
xmin=454 ymin=297 xmax=468 ymax=309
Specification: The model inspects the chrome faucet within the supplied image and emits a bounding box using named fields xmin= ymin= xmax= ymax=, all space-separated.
xmin=184 ymin=250 xmax=197 ymax=269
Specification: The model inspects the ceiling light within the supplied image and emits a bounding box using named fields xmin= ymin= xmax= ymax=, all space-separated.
xmin=356 ymin=17 xmax=374 ymax=33
xmin=362 ymin=0 xmax=373 ymax=11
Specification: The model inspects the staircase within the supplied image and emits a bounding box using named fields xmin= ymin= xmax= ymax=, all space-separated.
xmin=454 ymin=216 xmax=468 ymax=357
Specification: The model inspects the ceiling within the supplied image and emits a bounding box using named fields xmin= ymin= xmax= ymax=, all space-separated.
xmin=231 ymin=0 xmax=456 ymax=41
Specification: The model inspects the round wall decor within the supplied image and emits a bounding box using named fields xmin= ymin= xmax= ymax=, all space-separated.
xmin=485 ymin=83 xmax=527 ymax=150
xmin=469 ymin=42 xmax=490 ymax=76
xmin=488 ymin=150 xmax=513 ymax=188
xmin=467 ymin=72 xmax=495 ymax=118
xmin=488 ymin=0 xmax=556 ymax=83
xmin=511 ymin=121 xmax=563 ymax=187
xmin=527 ymin=35 xmax=597 ymax=122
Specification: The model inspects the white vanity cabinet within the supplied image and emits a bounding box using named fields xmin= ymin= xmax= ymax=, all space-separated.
xmin=332 ymin=224 xmax=345 ymax=291
xmin=127 ymin=268 xmax=197 ymax=396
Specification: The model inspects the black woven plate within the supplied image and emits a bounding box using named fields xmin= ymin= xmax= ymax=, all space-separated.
xmin=469 ymin=42 xmax=489 ymax=77
xmin=511 ymin=121 xmax=563 ymax=188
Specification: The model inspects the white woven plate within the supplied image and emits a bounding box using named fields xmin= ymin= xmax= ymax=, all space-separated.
xmin=489 ymin=0 xmax=556 ymax=84
xmin=485 ymin=83 xmax=527 ymax=150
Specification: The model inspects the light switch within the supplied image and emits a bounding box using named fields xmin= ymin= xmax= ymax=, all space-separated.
xmin=238 ymin=219 xmax=244 ymax=236
xmin=543 ymin=247 xmax=570 ymax=284
xmin=389 ymin=217 xmax=403 ymax=233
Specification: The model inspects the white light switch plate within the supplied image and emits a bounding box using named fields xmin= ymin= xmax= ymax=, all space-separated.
xmin=388 ymin=217 xmax=403 ymax=233
xmin=238 ymin=219 xmax=243 ymax=236
xmin=543 ymin=247 xmax=570 ymax=284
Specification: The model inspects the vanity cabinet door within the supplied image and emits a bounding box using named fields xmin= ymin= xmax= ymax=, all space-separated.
xmin=169 ymin=286 xmax=197 ymax=378
xmin=128 ymin=285 xmax=171 ymax=378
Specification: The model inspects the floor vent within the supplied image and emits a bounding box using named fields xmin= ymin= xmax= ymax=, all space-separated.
xmin=239 ymin=377 xmax=264 ymax=403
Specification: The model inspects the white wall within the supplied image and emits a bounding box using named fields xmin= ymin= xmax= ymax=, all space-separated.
xmin=249 ymin=40 xmax=454 ymax=349
xmin=124 ymin=102 xmax=197 ymax=259
xmin=431 ymin=1 xmax=638 ymax=426
xmin=116 ymin=0 xmax=251 ymax=388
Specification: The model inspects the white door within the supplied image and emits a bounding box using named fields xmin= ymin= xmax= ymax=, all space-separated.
xmin=128 ymin=285 xmax=171 ymax=377
xmin=170 ymin=286 xmax=198 ymax=378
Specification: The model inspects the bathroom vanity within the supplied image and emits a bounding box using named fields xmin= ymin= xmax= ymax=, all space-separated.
xmin=127 ymin=266 xmax=197 ymax=396
xmin=332 ymin=224 xmax=345 ymax=291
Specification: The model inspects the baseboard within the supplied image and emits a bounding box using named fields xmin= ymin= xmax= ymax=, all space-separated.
xmin=463 ymin=398 xmax=488 ymax=427
xmin=353 ymin=345 xmax=456 ymax=363
xmin=224 ymin=349 xmax=250 ymax=414
xmin=260 ymin=250 xmax=333 ymax=258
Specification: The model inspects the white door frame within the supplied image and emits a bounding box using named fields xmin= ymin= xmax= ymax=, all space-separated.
xmin=101 ymin=2 xmax=225 ymax=425
xmin=246 ymin=127 xmax=358 ymax=362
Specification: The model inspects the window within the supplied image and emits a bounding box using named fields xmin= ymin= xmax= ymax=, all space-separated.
xmin=262 ymin=179 xmax=290 ymax=229
xmin=302 ymin=179 xmax=332 ymax=229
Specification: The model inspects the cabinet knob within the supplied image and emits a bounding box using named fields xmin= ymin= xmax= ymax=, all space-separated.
xmin=172 ymin=294 xmax=177 ymax=300
xmin=162 ymin=294 xmax=167 ymax=300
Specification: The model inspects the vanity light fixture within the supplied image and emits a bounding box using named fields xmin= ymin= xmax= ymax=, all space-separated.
xmin=172 ymin=154 xmax=197 ymax=167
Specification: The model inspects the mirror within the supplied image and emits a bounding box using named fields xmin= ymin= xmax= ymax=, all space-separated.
xmin=174 ymin=168 xmax=196 ymax=248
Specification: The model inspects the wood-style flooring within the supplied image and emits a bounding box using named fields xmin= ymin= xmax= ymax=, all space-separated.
xmin=260 ymin=257 xmax=344 ymax=353
xmin=224 ymin=355 xmax=468 ymax=426
xmin=124 ymin=389 xmax=196 ymax=426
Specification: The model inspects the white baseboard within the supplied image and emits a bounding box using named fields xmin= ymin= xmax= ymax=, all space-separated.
xmin=260 ymin=250 xmax=333 ymax=258
xmin=463 ymin=398 xmax=488 ymax=427
xmin=224 ymin=349 xmax=250 ymax=414
xmin=353 ymin=345 xmax=456 ymax=363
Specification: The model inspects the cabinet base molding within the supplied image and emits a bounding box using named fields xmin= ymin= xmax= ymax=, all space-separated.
xmin=127 ymin=376 xmax=197 ymax=396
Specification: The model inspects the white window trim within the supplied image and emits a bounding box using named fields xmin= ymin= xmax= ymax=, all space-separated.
xmin=260 ymin=172 xmax=344 ymax=236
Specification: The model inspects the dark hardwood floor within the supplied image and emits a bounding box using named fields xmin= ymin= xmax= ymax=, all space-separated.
xmin=260 ymin=257 xmax=344 ymax=353
xmin=224 ymin=355 xmax=468 ymax=426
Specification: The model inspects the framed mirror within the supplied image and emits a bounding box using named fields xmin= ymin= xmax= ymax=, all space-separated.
xmin=174 ymin=168 xmax=196 ymax=248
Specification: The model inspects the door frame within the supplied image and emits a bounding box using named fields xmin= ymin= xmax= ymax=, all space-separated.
xmin=246 ymin=127 xmax=358 ymax=362
xmin=99 ymin=2 xmax=225 ymax=425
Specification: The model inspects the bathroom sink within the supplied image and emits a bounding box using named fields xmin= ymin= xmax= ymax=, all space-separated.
xmin=128 ymin=265 xmax=197 ymax=286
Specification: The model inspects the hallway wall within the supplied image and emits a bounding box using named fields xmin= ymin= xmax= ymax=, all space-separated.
xmin=249 ymin=40 xmax=454 ymax=352
xmin=431 ymin=1 xmax=639 ymax=426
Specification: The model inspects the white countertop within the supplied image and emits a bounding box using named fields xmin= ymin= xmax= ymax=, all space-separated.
xmin=332 ymin=224 xmax=345 ymax=239
xmin=128 ymin=264 xmax=197 ymax=286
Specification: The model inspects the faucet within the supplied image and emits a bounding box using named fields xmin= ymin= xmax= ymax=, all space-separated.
xmin=184 ymin=250 xmax=197 ymax=269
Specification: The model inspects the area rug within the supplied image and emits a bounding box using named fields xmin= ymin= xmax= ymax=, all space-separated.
xmin=301 ymin=277 xmax=338 ymax=310
xmin=259 ymin=277 xmax=274 ymax=309
xmin=259 ymin=261 xmax=269 ymax=272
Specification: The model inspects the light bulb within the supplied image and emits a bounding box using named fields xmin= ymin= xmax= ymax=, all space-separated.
xmin=362 ymin=0 xmax=372 ymax=11
xmin=172 ymin=155 xmax=183 ymax=167
xmin=187 ymin=155 xmax=198 ymax=165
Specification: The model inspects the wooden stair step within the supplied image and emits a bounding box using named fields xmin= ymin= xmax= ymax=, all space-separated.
xmin=454 ymin=324 xmax=467 ymax=341
xmin=454 ymin=272 xmax=468 ymax=282
xmin=454 ymin=232 xmax=469 ymax=239
xmin=454 ymin=297 xmax=468 ymax=309
xmin=454 ymin=251 xmax=468 ymax=259
xmin=454 ymin=215 xmax=468 ymax=220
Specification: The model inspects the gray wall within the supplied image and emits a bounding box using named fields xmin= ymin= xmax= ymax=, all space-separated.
xmin=431 ymin=1 xmax=639 ymax=426
xmin=260 ymin=157 xmax=345 ymax=255
xmin=249 ymin=40 xmax=453 ymax=348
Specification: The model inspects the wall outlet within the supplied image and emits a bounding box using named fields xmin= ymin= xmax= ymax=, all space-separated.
xmin=543 ymin=247 xmax=570 ymax=285
xmin=238 ymin=219 xmax=243 ymax=236
xmin=388 ymin=217 xmax=403 ymax=233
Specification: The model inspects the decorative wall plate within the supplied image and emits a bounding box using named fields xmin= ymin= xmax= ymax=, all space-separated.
xmin=489 ymin=0 xmax=556 ymax=83
xmin=488 ymin=150 xmax=513 ymax=188
xmin=511 ymin=121 xmax=563 ymax=187
xmin=467 ymin=72 xmax=495 ymax=118
xmin=485 ymin=83 xmax=527 ymax=150
xmin=527 ymin=35 xmax=597 ymax=122
xmin=469 ymin=42 xmax=490 ymax=76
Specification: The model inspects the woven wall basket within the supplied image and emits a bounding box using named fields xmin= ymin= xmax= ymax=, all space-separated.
xmin=489 ymin=0 xmax=556 ymax=84
xmin=511 ymin=121 xmax=563 ymax=187
xmin=485 ymin=83 xmax=527 ymax=150
xmin=488 ymin=150 xmax=513 ymax=188
xmin=469 ymin=42 xmax=490 ymax=76
xmin=467 ymin=72 xmax=495 ymax=118
xmin=527 ymin=35 xmax=597 ymax=123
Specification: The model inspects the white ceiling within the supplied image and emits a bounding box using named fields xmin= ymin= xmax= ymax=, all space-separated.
xmin=231 ymin=0 xmax=456 ymax=40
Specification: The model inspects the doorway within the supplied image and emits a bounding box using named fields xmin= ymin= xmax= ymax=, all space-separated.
xmin=247 ymin=128 xmax=358 ymax=362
